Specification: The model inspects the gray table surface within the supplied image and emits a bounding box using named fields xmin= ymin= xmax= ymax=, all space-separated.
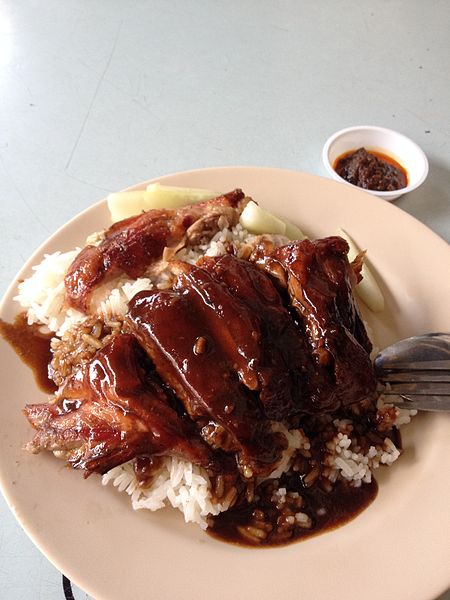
xmin=0 ymin=1 xmax=449 ymax=599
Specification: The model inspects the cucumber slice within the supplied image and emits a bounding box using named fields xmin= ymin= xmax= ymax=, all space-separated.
xmin=339 ymin=228 xmax=385 ymax=313
xmin=107 ymin=191 xmax=151 ymax=223
xmin=239 ymin=201 xmax=287 ymax=235
xmin=107 ymin=184 xmax=218 ymax=222
xmin=284 ymin=220 xmax=307 ymax=240
xmin=145 ymin=183 xmax=218 ymax=205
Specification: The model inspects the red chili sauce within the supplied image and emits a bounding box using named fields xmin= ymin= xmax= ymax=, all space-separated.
xmin=334 ymin=148 xmax=408 ymax=192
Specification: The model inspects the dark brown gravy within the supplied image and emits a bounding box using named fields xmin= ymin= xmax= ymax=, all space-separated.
xmin=208 ymin=478 xmax=378 ymax=547
xmin=0 ymin=313 xmax=56 ymax=394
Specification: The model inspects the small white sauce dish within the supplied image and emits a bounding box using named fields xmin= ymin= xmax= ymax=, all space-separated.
xmin=322 ymin=125 xmax=429 ymax=201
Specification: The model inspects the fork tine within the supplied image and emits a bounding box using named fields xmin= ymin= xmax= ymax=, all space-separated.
xmin=388 ymin=395 xmax=450 ymax=412
xmin=375 ymin=333 xmax=450 ymax=411
xmin=378 ymin=370 xmax=450 ymax=383
xmin=382 ymin=381 xmax=450 ymax=395
xmin=376 ymin=359 xmax=450 ymax=371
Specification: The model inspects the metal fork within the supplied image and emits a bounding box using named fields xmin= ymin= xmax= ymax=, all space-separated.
xmin=374 ymin=333 xmax=450 ymax=412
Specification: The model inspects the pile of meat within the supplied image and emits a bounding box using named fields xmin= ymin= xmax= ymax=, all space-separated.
xmin=24 ymin=190 xmax=377 ymax=486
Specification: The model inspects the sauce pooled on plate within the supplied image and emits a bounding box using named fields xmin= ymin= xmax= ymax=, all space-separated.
xmin=0 ymin=313 xmax=56 ymax=394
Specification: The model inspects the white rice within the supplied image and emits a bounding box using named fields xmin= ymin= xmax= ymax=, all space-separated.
xmin=323 ymin=398 xmax=416 ymax=487
xmin=14 ymin=249 xmax=83 ymax=334
xmin=15 ymin=223 xmax=416 ymax=528
xmin=102 ymin=457 xmax=234 ymax=529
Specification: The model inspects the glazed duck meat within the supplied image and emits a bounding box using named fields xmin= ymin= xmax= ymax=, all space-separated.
xmin=197 ymin=254 xmax=314 ymax=418
xmin=250 ymin=236 xmax=377 ymax=411
xmin=24 ymin=334 xmax=213 ymax=475
xmin=65 ymin=189 xmax=249 ymax=312
xmin=126 ymin=267 xmax=287 ymax=478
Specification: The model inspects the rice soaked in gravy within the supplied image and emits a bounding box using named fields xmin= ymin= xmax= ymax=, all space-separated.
xmin=210 ymin=479 xmax=377 ymax=546
xmin=6 ymin=190 xmax=416 ymax=546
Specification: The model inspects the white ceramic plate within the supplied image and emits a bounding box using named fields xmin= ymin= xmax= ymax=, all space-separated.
xmin=1 ymin=167 xmax=449 ymax=600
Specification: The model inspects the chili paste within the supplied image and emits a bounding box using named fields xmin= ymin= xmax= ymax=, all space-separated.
xmin=334 ymin=148 xmax=407 ymax=191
